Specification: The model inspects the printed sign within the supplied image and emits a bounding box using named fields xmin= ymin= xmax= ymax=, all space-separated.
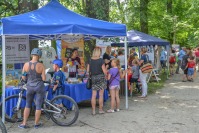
xmin=61 ymin=35 xmax=85 ymax=71
xmin=5 ymin=36 xmax=30 ymax=64
xmin=146 ymin=45 xmax=154 ymax=64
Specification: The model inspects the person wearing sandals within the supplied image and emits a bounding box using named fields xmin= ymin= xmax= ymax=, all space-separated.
xmin=137 ymin=47 xmax=149 ymax=98
xmin=87 ymin=47 xmax=107 ymax=115
xmin=107 ymin=58 xmax=125 ymax=113
xmin=18 ymin=48 xmax=46 ymax=129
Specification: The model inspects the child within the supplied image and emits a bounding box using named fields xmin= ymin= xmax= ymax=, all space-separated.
xmin=127 ymin=55 xmax=134 ymax=91
xmin=187 ymin=56 xmax=195 ymax=81
xmin=51 ymin=59 xmax=66 ymax=105
xmin=129 ymin=59 xmax=139 ymax=97
xmin=107 ymin=58 xmax=125 ymax=113
xmin=169 ymin=53 xmax=176 ymax=75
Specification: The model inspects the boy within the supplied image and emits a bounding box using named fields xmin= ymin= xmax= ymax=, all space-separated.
xmin=52 ymin=59 xmax=66 ymax=105
xmin=187 ymin=56 xmax=195 ymax=82
xmin=129 ymin=60 xmax=139 ymax=97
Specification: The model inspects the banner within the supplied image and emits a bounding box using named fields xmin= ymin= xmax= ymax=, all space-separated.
xmin=5 ymin=36 xmax=30 ymax=64
xmin=61 ymin=35 xmax=84 ymax=72
xmin=146 ymin=45 xmax=154 ymax=65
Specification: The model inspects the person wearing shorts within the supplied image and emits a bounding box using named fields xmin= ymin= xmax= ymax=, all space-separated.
xmin=19 ymin=48 xmax=46 ymax=129
xmin=187 ymin=56 xmax=195 ymax=81
xmin=107 ymin=58 xmax=125 ymax=113
xmin=129 ymin=60 xmax=139 ymax=97
xmin=51 ymin=59 xmax=66 ymax=105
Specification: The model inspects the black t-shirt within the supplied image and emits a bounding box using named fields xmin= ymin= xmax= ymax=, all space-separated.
xmin=90 ymin=58 xmax=104 ymax=75
xmin=181 ymin=55 xmax=189 ymax=70
xmin=103 ymin=53 xmax=111 ymax=69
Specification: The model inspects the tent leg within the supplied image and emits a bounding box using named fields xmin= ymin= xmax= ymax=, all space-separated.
xmin=166 ymin=45 xmax=170 ymax=79
xmin=124 ymin=37 xmax=128 ymax=109
xmin=2 ymin=35 xmax=6 ymax=123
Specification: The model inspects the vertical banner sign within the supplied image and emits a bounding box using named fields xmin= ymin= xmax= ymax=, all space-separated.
xmin=61 ymin=35 xmax=84 ymax=72
xmin=5 ymin=36 xmax=30 ymax=64
xmin=146 ymin=45 xmax=154 ymax=65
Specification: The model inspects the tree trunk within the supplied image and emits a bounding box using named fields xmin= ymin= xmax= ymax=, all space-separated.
xmin=116 ymin=0 xmax=125 ymax=23
xmin=83 ymin=0 xmax=110 ymax=62
xmin=85 ymin=0 xmax=109 ymax=20
xmin=167 ymin=0 xmax=173 ymax=44
xmin=18 ymin=0 xmax=39 ymax=52
xmin=140 ymin=0 xmax=149 ymax=33
xmin=18 ymin=0 xmax=38 ymax=14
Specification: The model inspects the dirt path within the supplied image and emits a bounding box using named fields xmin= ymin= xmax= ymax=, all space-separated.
xmin=6 ymin=73 xmax=199 ymax=133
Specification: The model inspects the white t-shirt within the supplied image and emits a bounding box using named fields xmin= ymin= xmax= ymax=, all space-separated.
xmin=117 ymin=55 xmax=125 ymax=66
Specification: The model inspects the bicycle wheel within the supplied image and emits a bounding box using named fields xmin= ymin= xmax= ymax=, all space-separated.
xmin=0 ymin=95 xmax=26 ymax=123
xmin=0 ymin=119 xmax=7 ymax=133
xmin=49 ymin=95 xmax=79 ymax=126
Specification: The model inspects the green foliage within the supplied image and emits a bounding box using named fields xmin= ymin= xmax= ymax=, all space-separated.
xmin=1 ymin=0 xmax=199 ymax=48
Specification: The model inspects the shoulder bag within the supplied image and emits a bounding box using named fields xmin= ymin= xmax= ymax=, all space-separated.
xmin=108 ymin=70 xmax=119 ymax=87
xmin=140 ymin=54 xmax=153 ymax=73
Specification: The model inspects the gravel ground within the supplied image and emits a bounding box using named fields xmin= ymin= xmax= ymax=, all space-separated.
xmin=5 ymin=73 xmax=199 ymax=133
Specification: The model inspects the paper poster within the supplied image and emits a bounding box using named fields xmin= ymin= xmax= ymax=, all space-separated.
xmin=61 ymin=35 xmax=85 ymax=71
xmin=5 ymin=36 xmax=30 ymax=64
xmin=146 ymin=45 xmax=154 ymax=65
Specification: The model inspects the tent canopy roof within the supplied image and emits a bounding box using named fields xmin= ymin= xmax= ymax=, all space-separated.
xmin=1 ymin=0 xmax=126 ymax=38
xmin=111 ymin=30 xmax=169 ymax=47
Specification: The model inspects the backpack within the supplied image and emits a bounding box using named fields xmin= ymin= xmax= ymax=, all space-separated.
xmin=181 ymin=55 xmax=188 ymax=70
xmin=169 ymin=55 xmax=176 ymax=63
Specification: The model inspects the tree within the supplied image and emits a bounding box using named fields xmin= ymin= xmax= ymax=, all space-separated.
xmin=140 ymin=0 xmax=149 ymax=33
xmin=83 ymin=0 xmax=110 ymax=62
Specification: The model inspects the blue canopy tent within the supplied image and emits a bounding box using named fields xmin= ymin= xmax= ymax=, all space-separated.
xmin=111 ymin=30 xmax=170 ymax=47
xmin=1 ymin=0 xmax=126 ymax=37
xmin=112 ymin=30 xmax=170 ymax=84
xmin=1 ymin=0 xmax=128 ymax=122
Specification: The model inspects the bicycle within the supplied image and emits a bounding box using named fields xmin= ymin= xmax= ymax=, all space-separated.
xmin=0 ymin=80 xmax=79 ymax=126
xmin=0 ymin=119 xmax=7 ymax=133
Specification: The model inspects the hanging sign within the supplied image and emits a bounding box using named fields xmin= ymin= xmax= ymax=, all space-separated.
xmin=61 ymin=35 xmax=85 ymax=71
xmin=5 ymin=36 xmax=30 ymax=64
xmin=146 ymin=45 xmax=154 ymax=64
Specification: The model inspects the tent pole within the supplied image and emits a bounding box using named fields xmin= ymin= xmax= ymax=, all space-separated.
xmin=2 ymin=35 xmax=6 ymax=123
xmin=166 ymin=45 xmax=170 ymax=79
xmin=124 ymin=37 xmax=128 ymax=109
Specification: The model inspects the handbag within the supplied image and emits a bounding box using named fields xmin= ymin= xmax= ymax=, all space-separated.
xmin=140 ymin=54 xmax=153 ymax=73
xmin=86 ymin=60 xmax=92 ymax=90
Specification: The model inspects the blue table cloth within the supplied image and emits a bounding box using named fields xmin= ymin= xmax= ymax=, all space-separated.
xmin=4 ymin=83 xmax=108 ymax=117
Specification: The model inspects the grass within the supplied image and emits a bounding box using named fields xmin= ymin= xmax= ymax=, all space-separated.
xmin=148 ymin=71 xmax=168 ymax=94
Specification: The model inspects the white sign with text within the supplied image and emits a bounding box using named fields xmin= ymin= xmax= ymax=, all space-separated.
xmin=5 ymin=36 xmax=30 ymax=64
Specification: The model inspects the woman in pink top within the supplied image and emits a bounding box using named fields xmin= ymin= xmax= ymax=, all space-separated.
xmin=194 ymin=47 xmax=199 ymax=71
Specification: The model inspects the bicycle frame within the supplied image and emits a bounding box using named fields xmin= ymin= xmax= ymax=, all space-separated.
xmin=41 ymin=99 xmax=62 ymax=114
xmin=16 ymin=84 xmax=62 ymax=115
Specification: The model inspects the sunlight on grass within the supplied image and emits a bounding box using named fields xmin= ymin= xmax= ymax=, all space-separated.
xmin=148 ymin=71 xmax=167 ymax=94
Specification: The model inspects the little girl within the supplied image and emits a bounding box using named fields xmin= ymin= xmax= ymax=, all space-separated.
xmin=107 ymin=58 xmax=125 ymax=113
